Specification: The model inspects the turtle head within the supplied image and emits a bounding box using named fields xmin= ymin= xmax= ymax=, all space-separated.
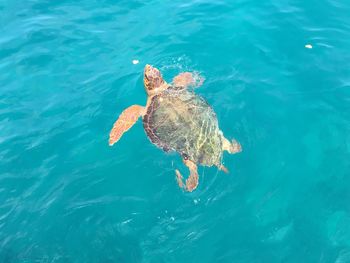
xmin=144 ymin=64 xmax=166 ymax=95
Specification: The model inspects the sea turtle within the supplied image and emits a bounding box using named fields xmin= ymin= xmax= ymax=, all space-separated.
xmin=109 ymin=65 xmax=242 ymax=192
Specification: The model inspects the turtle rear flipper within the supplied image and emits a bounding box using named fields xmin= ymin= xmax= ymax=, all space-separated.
xmin=109 ymin=105 xmax=145 ymax=146
xmin=175 ymin=159 xmax=199 ymax=192
xmin=222 ymin=137 xmax=242 ymax=154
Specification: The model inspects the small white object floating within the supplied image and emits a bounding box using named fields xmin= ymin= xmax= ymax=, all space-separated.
xmin=305 ymin=44 xmax=313 ymax=49
xmin=132 ymin=59 xmax=139 ymax=64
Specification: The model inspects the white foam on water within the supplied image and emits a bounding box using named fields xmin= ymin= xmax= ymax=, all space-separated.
xmin=305 ymin=44 xmax=313 ymax=49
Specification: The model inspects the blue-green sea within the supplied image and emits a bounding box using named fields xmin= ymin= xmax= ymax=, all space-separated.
xmin=1 ymin=0 xmax=350 ymax=262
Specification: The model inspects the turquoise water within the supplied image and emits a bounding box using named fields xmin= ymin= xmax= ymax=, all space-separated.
xmin=1 ymin=0 xmax=350 ymax=262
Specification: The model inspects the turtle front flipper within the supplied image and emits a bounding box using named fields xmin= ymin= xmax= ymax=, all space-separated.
xmin=175 ymin=159 xmax=199 ymax=192
xmin=172 ymin=72 xmax=204 ymax=88
xmin=109 ymin=105 xmax=145 ymax=146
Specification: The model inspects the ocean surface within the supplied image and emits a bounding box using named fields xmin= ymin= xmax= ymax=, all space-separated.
xmin=1 ymin=0 xmax=350 ymax=262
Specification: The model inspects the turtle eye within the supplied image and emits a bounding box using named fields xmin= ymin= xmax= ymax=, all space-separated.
xmin=182 ymin=153 xmax=189 ymax=160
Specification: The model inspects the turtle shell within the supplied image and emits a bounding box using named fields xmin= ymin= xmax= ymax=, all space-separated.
xmin=143 ymin=86 xmax=223 ymax=166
